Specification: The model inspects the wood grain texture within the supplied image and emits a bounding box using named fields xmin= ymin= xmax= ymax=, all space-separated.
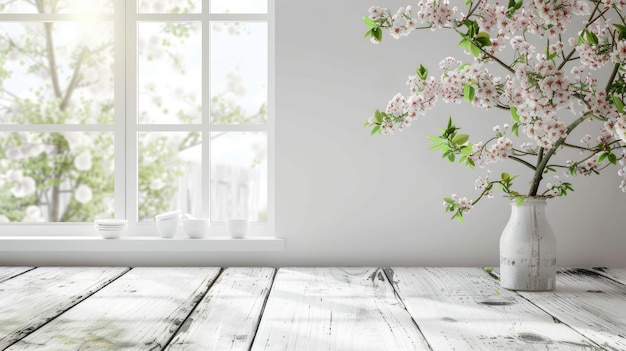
xmin=591 ymin=268 xmax=626 ymax=286
xmin=514 ymin=268 xmax=626 ymax=351
xmin=0 ymin=267 xmax=33 ymax=283
xmin=6 ymin=267 xmax=220 ymax=351
xmin=389 ymin=267 xmax=599 ymax=350
xmin=166 ymin=267 xmax=275 ymax=351
xmin=251 ymin=267 xmax=431 ymax=351
xmin=0 ymin=267 xmax=129 ymax=349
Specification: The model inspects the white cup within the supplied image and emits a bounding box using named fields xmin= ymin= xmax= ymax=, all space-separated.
xmin=155 ymin=217 xmax=179 ymax=238
xmin=227 ymin=218 xmax=249 ymax=239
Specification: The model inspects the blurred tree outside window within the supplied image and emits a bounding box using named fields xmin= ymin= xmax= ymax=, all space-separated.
xmin=0 ymin=0 xmax=272 ymax=228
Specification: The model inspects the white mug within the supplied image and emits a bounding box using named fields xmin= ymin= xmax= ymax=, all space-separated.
xmin=227 ymin=218 xmax=249 ymax=239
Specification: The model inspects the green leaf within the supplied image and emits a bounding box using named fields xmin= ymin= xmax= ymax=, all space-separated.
xmin=612 ymin=96 xmax=625 ymax=113
xmin=428 ymin=142 xmax=448 ymax=151
xmin=501 ymin=172 xmax=511 ymax=181
xmin=511 ymin=123 xmax=519 ymax=137
xmin=374 ymin=109 xmax=383 ymax=124
xmin=444 ymin=197 xmax=455 ymax=204
xmin=614 ymin=24 xmax=626 ymax=40
xmin=453 ymin=134 xmax=469 ymax=145
xmin=510 ymin=107 xmax=520 ymax=123
xmin=416 ymin=64 xmax=429 ymax=80
xmin=464 ymin=84 xmax=475 ymax=103
xmin=470 ymin=43 xmax=481 ymax=57
xmin=362 ymin=16 xmax=377 ymax=27
xmin=585 ymin=29 xmax=599 ymax=45
xmin=608 ymin=152 xmax=617 ymax=165
xmin=515 ymin=196 xmax=525 ymax=206
xmin=599 ymin=152 xmax=608 ymax=163
xmin=458 ymin=38 xmax=470 ymax=50
xmin=475 ymin=32 xmax=492 ymax=47
xmin=370 ymin=125 xmax=381 ymax=135
xmin=373 ymin=27 xmax=382 ymax=42
xmin=364 ymin=28 xmax=373 ymax=38
xmin=460 ymin=145 xmax=472 ymax=155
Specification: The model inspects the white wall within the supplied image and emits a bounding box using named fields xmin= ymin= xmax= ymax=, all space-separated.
xmin=270 ymin=0 xmax=626 ymax=268
xmin=3 ymin=0 xmax=625 ymax=267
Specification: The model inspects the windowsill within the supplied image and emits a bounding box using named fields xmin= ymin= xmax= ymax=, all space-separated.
xmin=0 ymin=236 xmax=285 ymax=252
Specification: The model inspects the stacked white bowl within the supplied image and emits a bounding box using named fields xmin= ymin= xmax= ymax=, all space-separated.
xmin=94 ymin=219 xmax=128 ymax=239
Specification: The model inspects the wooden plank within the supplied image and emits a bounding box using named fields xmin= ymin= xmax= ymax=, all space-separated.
xmin=591 ymin=268 xmax=626 ymax=286
xmin=512 ymin=268 xmax=626 ymax=351
xmin=389 ymin=267 xmax=599 ymax=350
xmin=0 ymin=267 xmax=129 ymax=349
xmin=0 ymin=267 xmax=33 ymax=283
xmin=166 ymin=267 xmax=275 ymax=351
xmin=6 ymin=267 xmax=221 ymax=351
xmin=251 ymin=267 xmax=431 ymax=351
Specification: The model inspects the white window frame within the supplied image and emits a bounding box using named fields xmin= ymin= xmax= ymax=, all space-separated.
xmin=0 ymin=0 xmax=277 ymax=243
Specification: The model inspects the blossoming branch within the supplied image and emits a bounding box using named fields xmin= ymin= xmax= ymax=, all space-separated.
xmin=363 ymin=0 xmax=626 ymax=220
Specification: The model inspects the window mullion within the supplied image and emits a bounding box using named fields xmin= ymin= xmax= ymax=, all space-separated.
xmin=125 ymin=0 xmax=139 ymax=227
xmin=267 ymin=0 xmax=276 ymax=233
xmin=202 ymin=3 xmax=211 ymax=219
xmin=114 ymin=0 xmax=127 ymax=222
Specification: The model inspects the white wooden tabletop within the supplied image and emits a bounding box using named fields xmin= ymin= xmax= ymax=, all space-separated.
xmin=0 ymin=267 xmax=624 ymax=350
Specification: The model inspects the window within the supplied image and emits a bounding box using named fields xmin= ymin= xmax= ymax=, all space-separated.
xmin=0 ymin=0 xmax=274 ymax=237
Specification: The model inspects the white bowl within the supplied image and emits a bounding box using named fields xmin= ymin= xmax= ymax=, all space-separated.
xmin=183 ymin=218 xmax=210 ymax=239
xmin=99 ymin=229 xmax=125 ymax=239
xmin=95 ymin=219 xmax=128 ymax=226
xmin=227 ymin=218 xmax=249 ymax=239
xmin=155 ymin=217 xmax=179 ymax=238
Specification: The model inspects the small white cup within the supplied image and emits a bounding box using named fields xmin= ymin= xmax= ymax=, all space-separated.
xmin=155 ymin=217 xmax=179 ymax=238
xmin=227 ymin=218 xmax=249 ymax=239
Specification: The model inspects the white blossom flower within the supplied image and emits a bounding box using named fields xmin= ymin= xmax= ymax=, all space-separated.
xmin=5 ymin=147 xmax=23 ymax=160
xmin=7 ymin=169 xmax=23 ymax=182
xmin=225 ymin=70 xmax=247 ymax=97
xmin=11 ymin=175 xmax=36 ymax=198
xmin=22 ymin=206 xmax=44 ymax=222
xmin=74 ymin=184 xmax=93 ymax=204
xmin=74 ymin=151 xmax=93 ymax=171
xmin=150 ymin=179 xmax=166 ymax=190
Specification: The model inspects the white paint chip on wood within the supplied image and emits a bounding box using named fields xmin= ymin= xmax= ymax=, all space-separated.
xmin=251 ymin=267 xmax=431 ymax=351
xmin=0 ymin=267 xmax=129 ymax=349
xmin=514 ymin=268 xmax=626 ymax=351
xmin=0 ymin=267 xmax=33 ymax=283
xmin=6 ymin=267 xmax=220 ymax=351
xmin=166 ymin=267 xmax=275 ymax=351
xmin=389 ymin=267 xmax=598 ymax=350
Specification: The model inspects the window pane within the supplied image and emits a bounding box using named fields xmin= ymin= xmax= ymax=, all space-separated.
xmin=0 ymin=22 xmax=114 ymax=124
xmin=138 ymin=132 xmax=201 ymax=221
xmin=137 ymin=0 xmax=200 ymax=14
xmin=138 ymin=22 xmax=201 ymax=124
xmin=211 ymin=132 xmax=267 ymax=222
xmin=211 ymin=0 xmax=267 ymax=14
xmin=0 ymin=0 xmax=113 ymax=14
xmin=210 ymin=22 xmax=267 ymax=124
xmin=0 ymin=132 xmax=114 ymax=223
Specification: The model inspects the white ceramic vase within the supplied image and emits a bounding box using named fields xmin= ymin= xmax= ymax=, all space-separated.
xmin=500 ymin=197 xmax=556 ymax=291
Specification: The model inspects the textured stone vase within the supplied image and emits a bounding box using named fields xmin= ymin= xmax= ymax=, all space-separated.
xmin=500 ymin=197 xmax=556 ymax=291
